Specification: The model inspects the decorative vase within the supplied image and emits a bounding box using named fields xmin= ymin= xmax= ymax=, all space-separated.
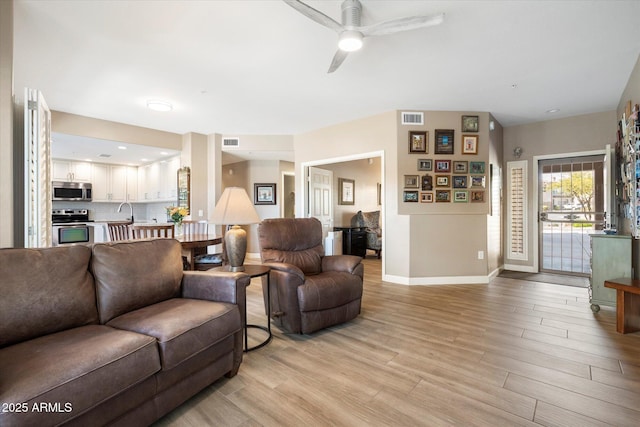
xmin=175 ymin=222 xmax=183 ymax=236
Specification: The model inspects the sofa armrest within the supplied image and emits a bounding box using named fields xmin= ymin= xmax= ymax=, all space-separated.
xmin=263 ymin=261 xmax=305 ymax=282
xmin=322 ymin=255 xmax=362 ymax=274
xmin=181 ymin=271 xmax=249 ymax=305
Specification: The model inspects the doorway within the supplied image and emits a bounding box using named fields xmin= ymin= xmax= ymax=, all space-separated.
xmin=538 ymin=155 xmax=606 ymax=275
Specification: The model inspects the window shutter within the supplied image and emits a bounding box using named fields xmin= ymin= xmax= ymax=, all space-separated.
xmin=508 ymin=161 xmax=527 ymax=260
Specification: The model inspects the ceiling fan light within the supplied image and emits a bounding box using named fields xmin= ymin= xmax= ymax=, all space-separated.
xmin=338 ymin=31 xmax=363 ymax=52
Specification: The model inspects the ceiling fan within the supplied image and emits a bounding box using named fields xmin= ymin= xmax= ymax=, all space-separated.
xmin=283 ymin=0 xmax=444 ymax=73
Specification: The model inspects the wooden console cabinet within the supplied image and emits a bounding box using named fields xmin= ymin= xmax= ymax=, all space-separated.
xmin=334 ymin=227 xmax=366 ymax=257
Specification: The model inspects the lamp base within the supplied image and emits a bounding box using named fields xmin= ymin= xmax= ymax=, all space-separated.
xmin=225 ymin=225 xmax=247 ymax=271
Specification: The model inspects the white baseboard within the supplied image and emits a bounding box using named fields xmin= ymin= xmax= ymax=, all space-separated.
xmin=383 ymin=274 xmax=490 ymax=286
xmin=488 ymin=267 xmax=502 ymax=280
xmin=503 ymin=264 xmax=538 ymax=273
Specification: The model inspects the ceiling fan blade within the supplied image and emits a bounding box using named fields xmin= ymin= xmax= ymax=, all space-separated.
xmin=360 ymin=13 xmax=445 ymax=37
xmin=327 ymin=50 xmax=349 ymax=73
xmin=283 ymin=0 xmax=343 ymax=32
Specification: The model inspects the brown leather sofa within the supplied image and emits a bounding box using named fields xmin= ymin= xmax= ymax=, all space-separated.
xmin=258 ymin=218 xmax=364 ymax=334
xmin=0 ymin=239 xmax=249 ymax=426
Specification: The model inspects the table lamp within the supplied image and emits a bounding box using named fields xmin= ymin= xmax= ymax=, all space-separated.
xmin=210 ymin=187 xmax=261 ymax=272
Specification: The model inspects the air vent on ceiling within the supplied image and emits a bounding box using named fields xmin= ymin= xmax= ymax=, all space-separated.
xmin=222 ymin=137 xmax=239 ymax=147
xmin=99 ymin=154 xmax=111 ymax=158
xmin=401 ymin=112 xmax=424 ymax=125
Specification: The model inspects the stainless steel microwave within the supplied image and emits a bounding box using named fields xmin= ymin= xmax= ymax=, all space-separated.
xmin=52 ymin=181 xmax=92 ymax=201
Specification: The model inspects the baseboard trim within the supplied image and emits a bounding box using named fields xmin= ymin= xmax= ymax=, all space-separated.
xmin=383 ymin=274 xmax=490 ymax=286
xmin=503 ymin=264 xmax=538 ymax=273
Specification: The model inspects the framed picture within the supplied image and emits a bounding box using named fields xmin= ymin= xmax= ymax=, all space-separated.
xmin=435 ymin=159 xmax=451 ymax=173
xmin=453 ymin=190 xmax=468 ymax=203
xmin=435 ymin=175 xmax=450 ymax=187
xmin=435 ymin=190 xmax=450 ymax=203
xmin=409 ymin=131 xmax=428 ymax=154
xmin=470 ymin=161 xmax=486 ymax=174
xmin=421 ymin=174 xmax=433 ymax=191
xmin=420 ymin=192 xmax=433 ymax=203
xmin=462 ymin=135 xmax=478 ymax=155
xmin=470 ymin=190 xmax=485 ymax=203
xmin=461 ymin=115 xmax=479 ymax=132
xmin=471 ymin=176 xmax=486 ymax=188
xmin=434 ymin=129 xmax=455 ymax=155
xmin=338 ymin=178 xmax=355 ymax=205
xmin=403 ymin=190 xmax=419 ymax=202
xmin=453 ymin=161 xmax=468 ymax=174
xmin=452 ymin=175 xmax=468 ymax=188
xmin=418 ymin=159 xmax=432 ymax=171
xmin=254 ymin=183 xmax=276 ymax=205
xmin=404 ymin=174 xmax=419 ymax=188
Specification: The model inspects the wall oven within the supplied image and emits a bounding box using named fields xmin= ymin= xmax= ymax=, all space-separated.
xmin=52 ymin=181 xmax=92 ymax=201
xmin=52 ymin=209 xmax=95 ymax=246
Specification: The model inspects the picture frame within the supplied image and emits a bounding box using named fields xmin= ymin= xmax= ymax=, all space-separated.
xmin=254 ymin=183 xmax=277 ymax=205
xmin=471 ymin=176 xmax=486 ymax=188
xmin=338 ymin=178 xmax=355 ymax=205
xmin=418 ymin=159 xmax=432 ymax=171
xmin=404 ymin=174 xmax=419 ymax=188
xmin=461 ymin=115 xmax=479 ymax=132
xmin=435 ymin=159 xmax=451 ymax=173
xmin=421 ymin=174 xmax=433 ymax=191
xmin=435 ymin=190 xmax=450 ymax=203
xmin=403 ymin=190 xmax=419 ymax=202
xmin=409 ymin=131 xmax=428 ymax=154
xmin=453 ymin=161 xmax=468 ymax=174
xmin=452 ymin=175 xmax=468 ymax=189
xmin=435 ymin=175 xmax=450 ymax=187
xmin=434 ymin=129 xmax=455 ymax=155
xmin=420 ymin=192 xmax=433 ymax=203
xmin=453 ymin=190 xmax=468 ymax=203
xmin=462 ymin=135 xmax=479 ymax=155
xmin=470 ymin=161 xmax=486 ymax=174
xmin=470 ymin=190 xmax=485 ymax=203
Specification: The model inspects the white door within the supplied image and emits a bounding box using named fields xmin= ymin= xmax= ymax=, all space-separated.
xmin=308 ymin=166 xmax=333 ymax=238
xmin=24 ymin=88 xmax=52 ymax=248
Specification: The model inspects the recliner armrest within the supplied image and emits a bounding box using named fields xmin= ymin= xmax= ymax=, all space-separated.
xmin=322 ymin=255 xmax=362 ymax=274
xmin=263 ymin=262 xmax=305 ymax=282
xmin=181 ymin=271 xmax=249 ymax=305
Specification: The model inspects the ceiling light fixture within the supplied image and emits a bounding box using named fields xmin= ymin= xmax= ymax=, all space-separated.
xmin=118 ymin=146 xmax=127 ymax=150
xmin=338 ymin=31 xmax=363 ymax=52
xmin=546 ymin=108 xmax=560 ymax=113
xmin=146 ymin=100 xmax=173 ymax=112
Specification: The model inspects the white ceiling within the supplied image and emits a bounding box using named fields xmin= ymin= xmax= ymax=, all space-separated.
xmin=12 ymin=0 xmax=640 ymax=162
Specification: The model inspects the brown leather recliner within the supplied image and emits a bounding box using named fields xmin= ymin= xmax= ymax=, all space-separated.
xmin=258 ymin=218 xmax=364 ymax=334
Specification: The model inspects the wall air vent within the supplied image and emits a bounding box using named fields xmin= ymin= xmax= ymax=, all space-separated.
xmin=401 ymin=112 xmax=424 ymax=125
xmin=222 ymin=137 xmax=240 ymax=147
xmin=99 ymin=154 xmax=111 ymax=158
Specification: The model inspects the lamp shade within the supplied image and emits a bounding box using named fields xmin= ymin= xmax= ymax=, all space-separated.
xmin=211 ymin=187 xmax=260 ymax=225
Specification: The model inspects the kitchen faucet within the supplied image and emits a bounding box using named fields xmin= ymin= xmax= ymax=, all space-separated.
xmin=117 ymin=201 xmax=134 ymax=223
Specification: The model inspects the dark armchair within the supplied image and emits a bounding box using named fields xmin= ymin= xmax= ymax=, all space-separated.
xmin=351 ymin=210 xmax=382 ymax=258
xmin=258 ymin=218 xmax=364 ymax=334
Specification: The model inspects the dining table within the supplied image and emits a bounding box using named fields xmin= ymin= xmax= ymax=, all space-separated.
xmin=175 ymin=233 xmax=222 ymax=270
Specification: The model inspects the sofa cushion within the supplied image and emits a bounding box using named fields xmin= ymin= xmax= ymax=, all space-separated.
xmin=0 ymin=245 xmax=97 ymax=347
xmin=107 ymin=298 xmax=241 ymax=370
xmin=298 ymin=271 xmax=364 ymax=312
xmin=0 ymin=325 xmax=160 ymax=426
xmin=91 ymin=239 xmax=184 ymax=323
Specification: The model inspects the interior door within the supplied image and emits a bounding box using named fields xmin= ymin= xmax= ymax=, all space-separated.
xmin=24 ymin=88 xmax=52 ymax=248
xmin=539 ymin=155 xmax=606 ymax=275
xmin=308 ymin=166 xmax=333 ymax=238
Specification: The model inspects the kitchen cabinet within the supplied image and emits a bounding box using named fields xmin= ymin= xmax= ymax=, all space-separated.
xmin=92 ymin=164 xmax=137 ymax=202
xmin=138 ymin=156 xmax=180 ymax=202
xmin=52 ymin=160 xmax=92 ymax=182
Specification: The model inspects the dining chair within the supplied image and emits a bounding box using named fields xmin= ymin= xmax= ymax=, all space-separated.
xmin=108 ymin=222 xmax=132 ymax=241
xmin=182 ymin=220 xmax=208 ymax=237
xmin=130 ymin=224 xmax=175 ymax=239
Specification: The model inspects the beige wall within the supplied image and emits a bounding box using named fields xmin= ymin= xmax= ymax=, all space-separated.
xmin=0 ymin=0 xmax=13 ymax=247
xmin=503 ymin=111 xmax=616 ymax=270
xmin=487 ymin=114 xmax=504 ymax=274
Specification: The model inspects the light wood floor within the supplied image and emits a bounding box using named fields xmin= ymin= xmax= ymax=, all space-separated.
xmin=156 ymin=258 xmax=640 ymax=426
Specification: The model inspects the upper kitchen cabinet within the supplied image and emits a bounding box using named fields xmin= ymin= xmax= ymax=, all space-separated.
xmin=92 ymin=164 xmax=138 ymax=202
xmin=52 ymin=160 xmax=92 ymax=182
xmin=138 ymin=156 xmax=180 ymax=202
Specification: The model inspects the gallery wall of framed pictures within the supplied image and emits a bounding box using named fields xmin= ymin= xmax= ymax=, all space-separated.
xmin=399 ymin=112 xmax=490 ymax=212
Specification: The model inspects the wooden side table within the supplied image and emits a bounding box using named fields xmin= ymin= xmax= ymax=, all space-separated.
xmin=212 ymin=264 xmax=272 ymax=351
xmin=604 ymin=278 xmax=640 ymax=334
xmin=334 ymin=227 xmax=366 ymax=257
